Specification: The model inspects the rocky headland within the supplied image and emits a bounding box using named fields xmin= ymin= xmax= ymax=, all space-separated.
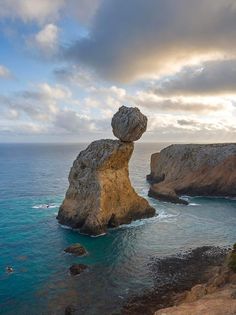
xmin=57 ymin=106 xmax=155 ymax=235
xmin=147 ymin=143 xmax=236 ymax=204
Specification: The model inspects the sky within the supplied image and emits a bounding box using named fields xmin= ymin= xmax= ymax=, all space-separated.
xmin=0 ymin=0 xmax=236 ymax=143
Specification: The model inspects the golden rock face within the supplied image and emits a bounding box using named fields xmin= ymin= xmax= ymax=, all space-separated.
xmin=147 ymin=143 xmax=236 ymax=205
xmin=57 ymin=139 xmax=155 ymax=235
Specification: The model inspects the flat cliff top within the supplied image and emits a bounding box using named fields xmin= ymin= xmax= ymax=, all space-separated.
xmin=161 ymin=143 xmax=236 ymax=167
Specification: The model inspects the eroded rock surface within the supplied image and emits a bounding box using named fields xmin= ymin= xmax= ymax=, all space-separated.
xmin=147 ymin=143 xmax=236 ymax=204
xmin=57 ymin=139 xmax=155 ymax=235
xmin=111 ymin=106 xmax=147 ymax=142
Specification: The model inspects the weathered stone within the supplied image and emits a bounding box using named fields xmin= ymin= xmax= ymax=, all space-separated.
xmin=57 ymin=139 xmax=155 ymax=235
xmin=185 ymin=284 xmax=207 ymax=302
xmin=111 ymin=106 xmax=147 ymax=142
xmin=64 ymin=243 xmax=87 ymax=256
xmin=69 ymin=264 xmax=87 ymax=276
xmin=147 ymin=143 xmax=236 ymax=204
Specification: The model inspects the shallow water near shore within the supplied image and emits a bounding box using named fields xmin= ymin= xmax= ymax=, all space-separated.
xmin=0 ymin=143 xmax=235 ymax=315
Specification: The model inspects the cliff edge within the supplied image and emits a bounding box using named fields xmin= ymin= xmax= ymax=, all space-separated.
xmin=147 ymin=143 xmax=236 ymax=204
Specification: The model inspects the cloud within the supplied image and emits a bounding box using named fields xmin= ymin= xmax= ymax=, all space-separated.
xmin=155 ymin=59 xmax=236 ymax=96
xmin=27 ymin=24 xmax=60 ymax=57
xmin=30 ymin=24 xmax=59 ymax=56
xmin=21 ymin=83 xmax=71 ymax=101
xmin=65 ymin=0 xmax=236 ymax=82
xmin=133 ymin=91 xmax=225 ymax=114
xmin=0 ymin=65 xmax=11 ymax=78
xmin=0 ymin=0 xmax=64 ymax=24
xmin=54 ymin=65 xmax=95 ymax=89
xmin=67 ymin=0 xmax=101 ymax=25
xmin=0 ymin=0 xmax=100 ymax=25
xmin=53 ymin=109 xmax=97 ymax=133
xmin=1 ymin=83 xmax=72 ymax=123
xmin=144 ymin=114 xmax=236 ymax=142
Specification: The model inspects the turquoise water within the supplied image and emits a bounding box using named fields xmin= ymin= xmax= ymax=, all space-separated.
xmin=0 ymin=143 xmax=235 ymax=315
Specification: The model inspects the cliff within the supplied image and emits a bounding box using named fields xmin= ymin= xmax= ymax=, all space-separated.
xmin=57 ymin=106 xmax=155 ymax=235
xmin=147 ymin=143 xmax=236 ymax=204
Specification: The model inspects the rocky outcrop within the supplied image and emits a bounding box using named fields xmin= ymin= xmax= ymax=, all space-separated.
xmin=147 ymin=143 xmax=236 ymax=204
xmin=57 ymin=106 xmax=155 ymax=235
xmin=64 ymin=244 xmax=87 ymax=256
xmin=69 ymin=264 xmax=87 ymax=276
xmin=111 ymin=106 xmax=147 ymax=142
xmin=155 ymin=250 xmax=236 ymax=315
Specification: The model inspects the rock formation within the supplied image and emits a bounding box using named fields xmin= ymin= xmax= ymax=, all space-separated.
xmin=111 ymin=106 xmax=147 ymax=142
xmin=147 ymin=143 xmax=236 ymax=204
xmin=64 ymin=243 xmax=87 ymax=256
xmin=69 ymin=264 xmax=87 ymax=276
xmin=57 ymin=106 xmax=155 ymax=235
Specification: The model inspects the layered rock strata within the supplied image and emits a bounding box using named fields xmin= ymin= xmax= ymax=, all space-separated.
xmin=57 ymin=106 xmax=155 ymax=235
xmin=147 ymin=143 xmax=236 ymax=204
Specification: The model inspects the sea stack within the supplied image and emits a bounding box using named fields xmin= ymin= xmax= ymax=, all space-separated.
xmin=57 ymin=106 xmax=155 ymax=235
xmin=147 ymin=143 xmax=236 ymax=205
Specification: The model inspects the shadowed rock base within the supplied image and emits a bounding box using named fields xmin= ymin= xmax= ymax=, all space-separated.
xmin=57 ymin=139 xmax=155 ymax=236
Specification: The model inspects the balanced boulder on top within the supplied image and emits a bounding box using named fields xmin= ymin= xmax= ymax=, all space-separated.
xmin=111 ymin=106 xmax=147 ymax=142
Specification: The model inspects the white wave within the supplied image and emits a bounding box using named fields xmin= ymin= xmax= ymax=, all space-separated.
xmin=59 ymin=224 xmax=107 ymax=237
xmin=59 ymin=224 xmax=74 ymax=230
xmin=189 ymin=203 xmax=200 ymax=206
xmin=33 ymin=203 xmax=59 ymax=209
xmin=114 ymin=210 xmax=179 ymax=231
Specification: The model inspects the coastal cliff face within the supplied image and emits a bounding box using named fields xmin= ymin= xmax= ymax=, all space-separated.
xmin=57 ymin=106 xmax=155 ymax=235
xmin=147 ymin=143 xmax=236 ymax=204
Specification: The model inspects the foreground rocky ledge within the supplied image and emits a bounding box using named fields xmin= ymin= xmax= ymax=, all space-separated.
xmin=147 ymin=143 xmax=236 ymax=204
xmin=57 ymin=139 xmax=155 ymax=235
xmin=121 ymin=246 xmax=235 ymax=315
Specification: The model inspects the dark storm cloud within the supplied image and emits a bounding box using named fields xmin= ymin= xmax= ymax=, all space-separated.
xmin=65 ymin=0 xmax=236 ymax=82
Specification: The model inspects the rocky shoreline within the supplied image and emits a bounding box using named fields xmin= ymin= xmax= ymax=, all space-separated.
xmin=120 ymin=245 xmax=235 ymax=315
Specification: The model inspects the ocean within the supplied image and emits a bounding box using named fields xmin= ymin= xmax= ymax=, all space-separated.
xmin=0 ymin=143 xmax=235 ymax=315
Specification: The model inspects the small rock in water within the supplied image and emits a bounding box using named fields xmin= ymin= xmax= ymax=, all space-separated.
xmin=111 ymin=106 xmax=147 ymax=142
xmin=69 ymin=264 xmax=87 ymax=276
xmin=6 ymin=266 xmax=14 ymax=273
xmin=64 ymin=244 xmax=87 ymax=256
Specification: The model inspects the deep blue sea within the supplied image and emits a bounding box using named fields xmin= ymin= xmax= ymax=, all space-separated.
xmin=0 ymin=143 xmax=235 ymax=315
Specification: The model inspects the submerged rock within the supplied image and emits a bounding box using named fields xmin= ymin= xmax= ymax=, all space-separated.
xmin=111 ymin=106 xmax=147 ymax=142
xmin=147 ymin=143 xmax=236 ymax=204
xmin=64 ymin=243 xmax=87 ymax=256
xmin=57 ymin=107 xmax=155 ymax=235
xmin=69 ymin=264 xmax=87 ymax=276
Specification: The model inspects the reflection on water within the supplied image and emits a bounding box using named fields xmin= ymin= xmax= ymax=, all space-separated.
xmin=0 ymin=143 xmax=235 ymax=314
